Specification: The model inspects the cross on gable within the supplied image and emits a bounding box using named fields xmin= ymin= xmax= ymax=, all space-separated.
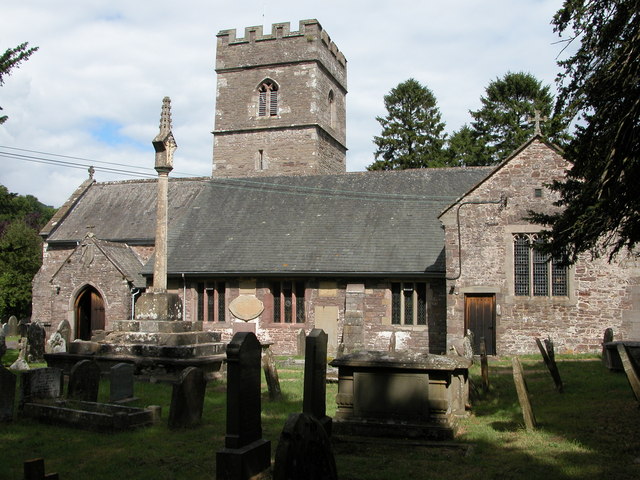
xmin=527 ymin=109 xmax=548 ymax=136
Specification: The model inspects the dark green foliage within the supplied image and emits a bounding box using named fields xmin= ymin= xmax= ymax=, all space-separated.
xmin=445 ymin=124 xmax=486 ymax=166
xmin=469 ymin=72 xmax=571 ymax=165
xmin=529 ymin=0 xmax=639 ymax=264
xmin=368 ymin=79 xmax=448 ymax=170
xmin=0 ymin=42 xmax=38 ymax=124
xmin=0 ymin=184 xmax=54 ymax=319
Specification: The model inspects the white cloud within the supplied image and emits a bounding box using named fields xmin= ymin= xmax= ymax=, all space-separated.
xmin=1 ymin=0 xmax=564 ymax=206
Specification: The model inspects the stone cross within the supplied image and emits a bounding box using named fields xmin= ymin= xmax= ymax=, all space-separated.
xmin=151 ymin=96 xmax=176 ymax=292
xmin=527 ymin=109 xmax=548 ymax=136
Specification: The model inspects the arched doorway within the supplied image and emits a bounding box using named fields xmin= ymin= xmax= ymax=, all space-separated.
xmin=74 ymin=286 xmax=105 ymax=340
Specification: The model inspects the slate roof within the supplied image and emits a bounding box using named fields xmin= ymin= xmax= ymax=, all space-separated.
xmin=46 ymin=178 xmax=207 ymax=244
xmin=159 ymin=168 xmax=493 ymax=277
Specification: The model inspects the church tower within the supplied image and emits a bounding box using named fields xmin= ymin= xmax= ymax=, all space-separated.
xmin=212 ymin=19 xmax=347 ymax=177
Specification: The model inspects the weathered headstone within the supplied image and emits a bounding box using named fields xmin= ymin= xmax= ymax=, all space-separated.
xmin=0 ymin=365 xmax=17 ymax=421
xmin=617 ymin=343 xmax=640 ymax=404
xmin=535 ymin=337 xmax=564 ymax=393
xmin=23 ymin=458 xmax=59 ymax=480
xmin=297 ymin=328 xmax=306 ymax=356
xmin=0 ymin=329 xmax=6 ymax=360
xmin=1 ymin=321 xmax=8 ymax=336
xmin=168 ymin=366 xmax=206 ymax=429
xmin=110 ymin=363 xmax=135 ymax=403
xmin=303 ymin=328 xmax=331 ymax=435
xmin=9 ymin=338 xmax=30 ymax=371
xmin=19 ymin=367 xmax=63 ymax=409
xmin=27 ymin=322 xmax=46 ymax=363
xmin=602 ymin=328 xmax=614 ymax=366
xmin=8 ymin=315 xmax=19 ymax=336
xmin=273 ymin=413 xmax=338 ymax=480
xmin=388 ymin=331 xmax=396 ymax=353
xmin=216 ymin=332 xmax=271 ymax=480
xmin=46 ymin=332 xmax=66 ymax=354
xmin=512 ymin=357 xmax=536 ymax=430
xmin=262 ymin=343 xmax=282 ymax=401
xmin=67 ymin=360 xmax=101 ymax=402
xmin=480 ymin=336 xmax=490 ymax=392
xmin=56 ymin=319 xmax=71 ymax=349
xmin=462 ymin=332 xmax=474 ymax=360
xmin=18 ymin=317 xmax=29 ymax=337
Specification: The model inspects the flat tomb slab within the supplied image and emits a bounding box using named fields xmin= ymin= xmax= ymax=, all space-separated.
xmin=21 ymin=399 xmax=155 ymax=431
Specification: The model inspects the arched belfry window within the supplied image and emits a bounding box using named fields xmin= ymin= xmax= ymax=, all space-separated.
xmin=258 ymin=80 xmax=278 ymax=117
xmin=328 ymin=90 xmax=336 ymax=128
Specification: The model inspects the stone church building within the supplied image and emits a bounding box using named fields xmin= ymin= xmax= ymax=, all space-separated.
xmin=32 ymin=19 xmax=640 ymax=356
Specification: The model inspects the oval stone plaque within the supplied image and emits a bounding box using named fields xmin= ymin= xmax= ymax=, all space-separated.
xmin=229 ymin=295 xmax=264 ymax=321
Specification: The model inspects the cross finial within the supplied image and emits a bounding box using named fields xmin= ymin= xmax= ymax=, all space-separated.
xmin=527 ymin=109 xmax=548 ymax=136
xmin=88 ymin=166 xmax=95 ymax=179
xmin=159 ymin=96 xmax=172 ymax=133
xmin=153 ymin=96 xmax=177 ymax=171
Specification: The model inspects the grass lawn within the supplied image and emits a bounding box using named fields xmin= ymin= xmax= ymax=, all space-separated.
xmin=1 ymin=351 xmax=639 ymax=480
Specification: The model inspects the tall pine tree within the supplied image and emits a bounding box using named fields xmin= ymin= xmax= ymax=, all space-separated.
xmin=368 ymin=79 xmax=448 ymax=170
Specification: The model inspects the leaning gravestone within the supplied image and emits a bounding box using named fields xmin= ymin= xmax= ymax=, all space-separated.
xmin=8 ymin=315 xmax=19 ymax=336
xmin=168 ymin=366 xmax=206 ymax=429
xmin=512 ymin=357 xmax=536 ymax=430
xmin=0 ymin=365 xmax=17 ymax=421
xmin=110 ymin=363 xmax=135 ymax=403
xmin=67 ymin=360 xmax=101 ymax=402
xmin=27 ymin=322 xmax=46 ymax=363
xmin=19 ymin=367 xmax=64 ymax=410
xmin=303 ymin=328 xmax=331 ymax=435
xmin=216 ymin=332 xmax=271 ymax=480
xmin=273 ymin=412 xmax=337 ymax=480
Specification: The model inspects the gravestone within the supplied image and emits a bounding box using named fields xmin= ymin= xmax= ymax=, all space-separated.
xmin=388 ymin=331 xmax=396 ymax=353
xmin=27 ymin=322 xmax=46 ymax=363
xmin=8 ymin=315 xmax=19 ymax=336
xmin=480 ymin=337 xmax=490 ymax=392
xmin=19 ymin=367 xmax=64 ymax=409
xmin=10 ymin=338 xmax=30 ymax=371
xmin=617 ymin=344 xmax=640 ymax=404
xmin=303 ymin=329 xmax=331 ymax=435
xmin=216 ymin=332 xmax=271 ymax=480
xmin=602 ymin=328 xmax=614 ymax=366
xmin=47 ymin=332 xmax=66 ymax=354
xmin=0 ymin=365 xmax=17 ymax=421
xmin=67 ymin=360 xmax=101 ymax=402
xmin=24 ymin=458 xmax=59 ymax=480
xmin=297 ymin=329 xmax=306 ymax=356
xmin=273 ymin=412 xmax=338 ymax=480
xmin=1 ymin=321 xmax=8 ymax=336
xmin=535 ymin=337 xmax=564 ymax=392
xmin=110 ymin=363 xmax=135 ymax=403
xmin=262 ymin=343 xmax=282 ymax=401
xmin=168 ymin=366 xmax=206 ymax=429
xmin=56 ymin=319 xmax=71 ymax=349
xmin=0 ymin=329 xmax=6 ymax=360
xmin=18 ymin=317 xmax=29 ymax=337
xmin=512 ymin=357 xmax=536 ymax=430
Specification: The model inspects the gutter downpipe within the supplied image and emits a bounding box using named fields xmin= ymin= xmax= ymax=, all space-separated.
xmin=182 ymin=273 xmax=187 ymax=321
xmin=447 ymin=194 xmax=508 ymax=282
xmin=130 ymin=287 xmax=141 ymax=320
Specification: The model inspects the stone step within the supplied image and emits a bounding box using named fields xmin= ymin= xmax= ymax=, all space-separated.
xmin=111 ymin=320 xmax=205 ymax=334
xmin=103 ymin=330 xmax=221 ymax=347
xmin=101 ymin=342 xmax=226 ymax=359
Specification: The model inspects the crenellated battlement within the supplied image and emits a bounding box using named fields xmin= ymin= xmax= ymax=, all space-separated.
xmin=217 ymin=19 xmax=346 ymax=69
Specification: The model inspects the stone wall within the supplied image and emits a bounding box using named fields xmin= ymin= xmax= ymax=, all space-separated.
xmin=441 ymin=139 xmax=640 ymax=354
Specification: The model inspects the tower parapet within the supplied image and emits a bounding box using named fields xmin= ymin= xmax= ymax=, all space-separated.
xmin=213 ymin=19 xmax=347 ymax=178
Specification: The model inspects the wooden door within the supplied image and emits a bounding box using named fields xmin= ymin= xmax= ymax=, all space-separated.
xmin=465 ymin=294 xmax=496 ymax=355
xmin=75 ymin=287 xmax=105 ymax=340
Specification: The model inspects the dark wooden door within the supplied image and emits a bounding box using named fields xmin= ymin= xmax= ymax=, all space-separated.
xmin=75 ymin=287 xmax=105 ymax=340
xmin=465 ymin=294 xmax=496 ymax=355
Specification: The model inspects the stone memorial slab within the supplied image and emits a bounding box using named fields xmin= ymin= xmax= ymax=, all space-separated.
xmin=512 ymin=357 xmax=536 ymax=430
xmin=10 ymin=338 xmax=30 ymax=371
xmin=19 ymin=367 xmax=64 ymax=409
xmin=617 ymin=344 xmax=640 ymax=404
xmin=168 ymin=366 xmax=206 ymax=428
xmin=0 ymin=365 xmax=16 ymax=421
xmin=18 ymin=317 xmax=29 ymax=337
xmin=273 ymin=413 xmax=337 ymax=480
xmin=303 ymin=329 xmax=331 ymax=435
xmin=27 ymin=322 xmax=46 ymax=363
xmin=1 ymin=321 xmax=8 ymax=336
xmin=8 ymin=315 xmax=18 ymax=336
xmin=46 ymin=332 xmax=66 ymax=354
xmin=68 ymin=360 xmax=101 ymax=402
xmin=0 ymin=329 xmax=6 ymax=360
xmin=229 ymin=295 xmax=264 ymax=321
xmin=297 ymin=329 xmax=306 ymax=356
xmin=216 ymin=332 xmax=271 ymax=480
xmin=57 ymin=319 xmax=72 ymax=348
xmin=262 ymin=344 xmax=282 ymax=401
xmin=110 ymin=363 xmax=135 ymax=403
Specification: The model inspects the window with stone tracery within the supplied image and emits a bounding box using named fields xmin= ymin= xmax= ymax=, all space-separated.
xmin=513 ymin=234 xmax=568 ymax=297
xmin=258 ymin=80 xmax=278 ymax=117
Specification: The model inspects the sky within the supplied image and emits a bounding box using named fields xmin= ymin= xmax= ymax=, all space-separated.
xmin=0 ymin=0 xmax=567 ymax=207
